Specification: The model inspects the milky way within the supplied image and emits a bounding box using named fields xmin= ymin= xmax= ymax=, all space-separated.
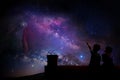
xmin=1 ymin=8 xmax=118 ymax=77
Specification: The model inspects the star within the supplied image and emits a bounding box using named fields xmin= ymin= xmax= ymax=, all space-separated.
xmin=31 ymin=64 xmax=35 ymax=68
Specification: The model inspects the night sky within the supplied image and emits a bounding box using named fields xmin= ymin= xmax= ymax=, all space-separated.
xmin=0 ymin=0 xmax=120 ymax=77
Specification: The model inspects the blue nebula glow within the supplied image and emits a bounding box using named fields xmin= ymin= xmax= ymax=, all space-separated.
xmin=80 ymin=55 xmax=84 ymax=59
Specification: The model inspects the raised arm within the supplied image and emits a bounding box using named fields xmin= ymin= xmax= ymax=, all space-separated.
xmin=86 ymin=42 xmax=92 ymax=51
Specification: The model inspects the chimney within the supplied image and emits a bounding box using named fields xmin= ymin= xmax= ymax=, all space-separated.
xmin=47 ymin=55 xmax=58 ymax=67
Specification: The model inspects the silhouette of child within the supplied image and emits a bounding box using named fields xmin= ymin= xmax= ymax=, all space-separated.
xmin=86 ymin=42 xmax=101 ymax=71
xmin=102 ymin=46 xmax=114 ymax=71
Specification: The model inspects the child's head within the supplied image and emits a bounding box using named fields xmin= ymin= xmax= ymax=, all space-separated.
xmin=93 ymin=44 xmax=101 ymax=52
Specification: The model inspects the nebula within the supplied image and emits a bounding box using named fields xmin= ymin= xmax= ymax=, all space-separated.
xmin=1 ymin=7 xmax=119 ymax=77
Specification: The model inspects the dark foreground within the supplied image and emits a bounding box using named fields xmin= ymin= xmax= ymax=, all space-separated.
xmin=1 ymin=66 xmax=120 ymax=80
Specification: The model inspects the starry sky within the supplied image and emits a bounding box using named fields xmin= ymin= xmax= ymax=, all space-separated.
xmin=0 ymin=0 xmax=120 ymax=77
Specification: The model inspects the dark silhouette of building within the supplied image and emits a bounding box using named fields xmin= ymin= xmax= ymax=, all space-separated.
xmin=47 ymin=55 xmax=58 ymax=67
xmin=45 ymin=55 xmax=120 ymax=80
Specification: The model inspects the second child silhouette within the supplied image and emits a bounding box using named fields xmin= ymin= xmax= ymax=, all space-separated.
xmin=102 ymin=46 xmax=114 ymax=71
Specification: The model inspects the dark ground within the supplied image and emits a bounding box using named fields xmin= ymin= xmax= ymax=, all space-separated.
xmin=1 ymin=66 xmax=120 ymax=80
